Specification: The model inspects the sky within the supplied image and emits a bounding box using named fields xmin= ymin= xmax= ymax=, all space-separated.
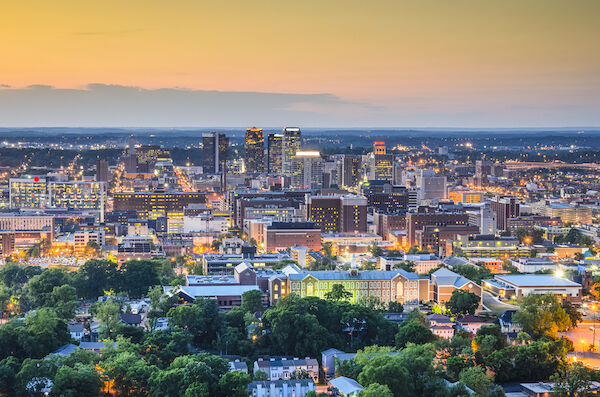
xmin=0 ymin=0 xmax=599 ymax=128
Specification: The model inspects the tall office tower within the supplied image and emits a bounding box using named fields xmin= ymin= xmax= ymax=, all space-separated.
xmin=282 ymin=127 xmax=301 ymax=176
xmin=96 ymin=159 xmax=109 ymax=182
xmin=416 ymin=170 xmax=447 ymax=201
xmin=307 ymin=194 xmax=367 ymax=233
xmin=218 ymin=133 xmax=229 ymax=170
xmin=202 ymin=132 xmax=229 ymax=174
xmin=341 ymin=155 xmax=362 ymax=188
xmin=245 ymin=127 xmax=265 ymax=174
xmin=373 ymin=140 xmax=387 ymax=155
xmin=135 ymin=145 xmax=171 ymax=172
xmin=267 ymin=133 xmax=283 ymax=175
xmin=491 ymin=195 xmax=520 ymax=231
xmin=291 ymin=151 xmax=323 ymax=190
xmin=369 ymin=153 xmax=394 ymax=182
xmin=126 ymin=134 xmax=137 ymax=173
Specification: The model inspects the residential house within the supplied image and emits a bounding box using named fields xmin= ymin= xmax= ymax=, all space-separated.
xmin=253 ymin=357 xmax=319 ymax=382
xmin=329 ymin=377 xmax=364 ymax=397
xmin=427 ymin=313 xmax=455 ymax=339
xmin=456 ymin=315 xmax=491 ymax=334
xmin=247 ymin=379 xmax=316 ymax=397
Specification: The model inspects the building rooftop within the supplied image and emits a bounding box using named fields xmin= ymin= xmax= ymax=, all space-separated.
xmin=495 ymin=274 xmax=581 ymax=287
xmin=432 ymin=267 xmax=476 ymax=289
xmin=165 ymin=285 xmax=260 ymax=298
xmin=289 ymin=269 xmax=422 ymax=281
xmin=329 ymin=377 xmax=364 ymax=395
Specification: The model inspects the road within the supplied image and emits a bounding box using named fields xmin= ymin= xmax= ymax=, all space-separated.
xmin=481 ymin=291 xmax=519 ymax=315
xmin=561 ymin=322 xmax=600 ymax=352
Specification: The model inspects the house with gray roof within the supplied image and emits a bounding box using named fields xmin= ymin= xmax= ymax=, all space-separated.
xmin=431 ymin=267 xmax=481 ymax=304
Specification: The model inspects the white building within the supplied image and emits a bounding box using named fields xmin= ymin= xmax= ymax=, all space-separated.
xmin=183 ymin=215 xmax=228 ymax=234
xmin=74 ymin=230 xmax=105 ymax=255
xmin=253 ymin=357 xmax=319 ymax=382
xmin=510 ymin=258 xmax=557 ymax=273
xmin=484 ymin=274 xmax=582 ymax=301
xmin=291 ymin=151 xmax=323 ymax=190
xmin=248 ymin=379 xmax=315 ymax=397
xmin=416 ymin=170 xmax=447 ymax=201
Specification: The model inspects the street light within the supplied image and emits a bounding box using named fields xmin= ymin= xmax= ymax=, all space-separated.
xmin=592 ymin=305 xmax=597 ymax=352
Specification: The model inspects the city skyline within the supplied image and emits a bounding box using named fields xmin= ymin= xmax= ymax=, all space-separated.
xmin=1 ymin=0 xmax=599 ymax=127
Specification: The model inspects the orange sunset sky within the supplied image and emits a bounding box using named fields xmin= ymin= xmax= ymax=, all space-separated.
xmin=0 ymin=0 xmax=599 ymax=127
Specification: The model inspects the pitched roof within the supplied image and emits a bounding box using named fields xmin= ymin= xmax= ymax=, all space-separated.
xmin=288 ymin=269 xmax=421 ymax=281
xmin=329 ymin=377 xmax=364 ymax=395
xmin=432 ymin=267 xmax=475 ymax=288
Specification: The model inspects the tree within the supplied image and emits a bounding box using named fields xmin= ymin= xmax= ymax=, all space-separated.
xmin=561 ymin=300 xmax=582 ymax=329
xmin=446 ymin=290 xmax=480 ymax=316
xmin=50 ymin=284 xmax=78 ymax=319
xmin=121 ymin=260 xmax=161 ymax=298
xmin=51 ymin=364 xmax=103 ymax=397
xmin=217 ymin=371 xmax=251 ymax=397
xmin=27 ymin=269 xmax=71 ymax=307
xmin=335 ymin=357 xmax=363 ymax=380
xmin=74 ymin=259 xmax=120 ymax=299
xmin=395 ymin=321 xmax=436 ymax=348
xmin=24 ymin=307 xmax=71 ymax=358
xmin=550 ymin=361 xmax=594 ymax=397
xmin=253 ymin=370 xmax=269 ymax=381
xmin=241 ymin=289 xmax=264 ymax=313
xmin=393 ymin=261 xmax=415 ymax=272
xmin=90 ymin=299 xmax=122 ymax=338
xmin=513 ymin=294 xmax=572 ymax=339
xmin=102 ymin=351 xmax=156 ymax=397
xmin=167 ymin=298 xmax=222 ymax=347
xmin=388 ymin=301 xmax=404 ymax=313
xmin=325 ymin=284 xmax=353 ymax=302
xmin=0 ymin=356 xmax=19 ymax=396
xmin=459 ymin=366 xmax=493 ymax=396
xmin=358 ymin=355 xmax=410 ymax=397
xmin=359 ymin=383 xmax=393 ymax=397
xmin=368 ymin=242 xmax=383 ymax=257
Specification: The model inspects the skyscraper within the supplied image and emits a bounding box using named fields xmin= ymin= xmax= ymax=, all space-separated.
xmin=373 ymin=141 xmax=387 ymax=154
xmin=291 ymin=151 xmax=323 ymax=190
xmin=126 ymin=134 xmax=137 ymax=173
xmin=245 ymin=127 xmax=265 ymax=174
xmin=282 ymin=127 xmax=301 ymax=176
xmin=96 ymin=159 xmax=109 ymax=182
xmin=267 ymin=133 xmax=283 ymax=175
xmin=341 ymin=155 xmax=362 ymax=187
xmin=202 ymin=132 xmax=229 ymax=174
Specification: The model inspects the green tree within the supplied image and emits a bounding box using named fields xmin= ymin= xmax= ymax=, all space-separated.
xmin=334 ymin=357 xmax=363 ymax=380
xmin=446 ymin=289 xmax=480 ymax=316
xmin=51 ymin=364 xmax=103 ymax=397
xmin=359 ymin=383 xmax=393 ymax=397
xmin=550 ymin=361 xmax=594 ymax=397
xmin=74 ymin=259 xmax=120 ymax=299
xmin=90 ymin=298 xmax=122 ymax=338
xmin=513 ymin=294 xmax=572 ymax=339
xmin=325 ymin=284 xmax=353 ymax=302
xmin=27 ymin=269 xmax=71 ymax=307
xmin=217 ymin=370 xmax=251 ymax=397
xmin=121 ymin=260 xmax=161 ymax=298
xmin=459 ymin=366 xmax=493 ymax=396
xmin=241 ymin=289 xmax=264 ymax=313
xmin=358 ymin=355 xmax=410 ymax=396
xmin=25 ymin=307 xmax=71 ymax=358
xmin=0 ymin=356 xmax=19 ymax=396
xmin=395 ymin=320 xmax=436 ymax=348
xmin=167 ymin=298 xmax=222 ymax=347
xmin=388 ymin=301 xmax=404 ymax=313
xmin=393 ymin=261 xmax=415 ymax=272
xmin=50 ymin=284 xmax=78 ymax=319
xmin=253 ymin=370 xmax=269 ymax=381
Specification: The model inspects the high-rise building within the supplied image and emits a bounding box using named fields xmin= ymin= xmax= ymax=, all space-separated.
xmin=113 ymin=188 xmax=205 ymax=219
xmin=307 ymin=195 xmax=367 ymax=233
xmin=406 ymin=208 xmax=469 ymax=246
xmin=416 ymin=170 xmax=447 ymax=201
xmin=373 ymin=141 xmax=387 ymax=155
xmin=282 ymin=127 xmax=301 ymax=176
xmin=9 ymin=178 xmax=107 ymax=221
xmin=126 ymin=134 xmax=138 ymax=173
xmin=202 ymin=132 xmax=229 ymax=174
xmin=245 ymin=127 xmax=265 ymax=174
xmin=96 ymin=159 xmax=109 ymax=182
xmin=369 ymin=154 xmax=394 ymax=182
xmin=491 ymin=196 xmax=520 ymax=231
xmin=135 ymin=145 xmax=171 ymax=172
xmin=291 ymin=151 xmax=323 ymax=190
xmin=341 ymin=155 xmax=362 ymax=188
xmin=267 ymin=133 xmax=283 ymax=175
